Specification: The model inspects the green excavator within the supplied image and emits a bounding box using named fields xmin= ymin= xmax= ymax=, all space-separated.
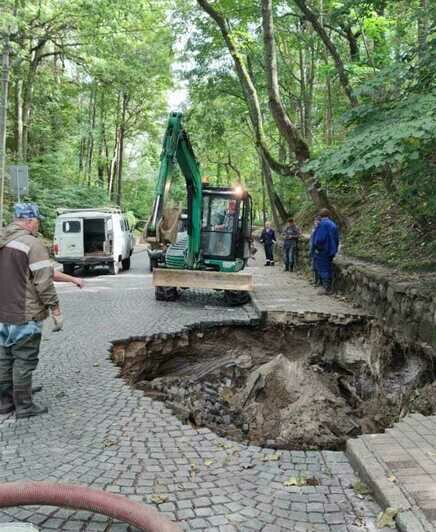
xmin=145 ymin=112 xmax=253 ymax=305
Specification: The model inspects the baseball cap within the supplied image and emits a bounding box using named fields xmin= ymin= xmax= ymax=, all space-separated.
xmin=14 ymin=203 xmax=45 ymax=220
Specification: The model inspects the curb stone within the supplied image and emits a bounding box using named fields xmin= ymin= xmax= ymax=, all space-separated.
xmin=346 ymin=438 xmax=433 ymax=532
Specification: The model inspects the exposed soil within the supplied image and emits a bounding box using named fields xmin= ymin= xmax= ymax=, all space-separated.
xmin=112 ymin=321 xmax=435 ymax=450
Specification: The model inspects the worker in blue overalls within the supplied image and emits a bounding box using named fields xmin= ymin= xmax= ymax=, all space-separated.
xmin=312 ymin=209 xmax=339 ymax=294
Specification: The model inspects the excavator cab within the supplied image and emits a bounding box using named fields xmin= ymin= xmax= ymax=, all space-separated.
xmin=201 ymin=186 xmax=252 ymax=268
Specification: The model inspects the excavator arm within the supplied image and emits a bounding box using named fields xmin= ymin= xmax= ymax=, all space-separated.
xmin=145 ymin=112 xmax=202 ymax=268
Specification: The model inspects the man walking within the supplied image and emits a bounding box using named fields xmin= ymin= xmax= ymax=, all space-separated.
xmin=312 ymin=208 xmax=339 ymax=295
xmin=260 ymin=221 xmax=276 ymax=266
xmin=0 ymin=203 xmax=63 ymax=418
xmin=282 ymin=218 xmax=301 ymax=272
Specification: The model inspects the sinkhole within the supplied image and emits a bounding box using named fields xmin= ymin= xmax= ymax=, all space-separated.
xmin=111 ymin=318 xmax=436 ymax=450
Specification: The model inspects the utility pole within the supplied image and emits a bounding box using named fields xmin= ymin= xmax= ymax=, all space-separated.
xmin=0 ymin=33 xmax=10 ymax=228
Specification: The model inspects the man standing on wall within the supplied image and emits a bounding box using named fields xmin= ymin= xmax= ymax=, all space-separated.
xmin=282 ymin=218 xmax=301 ymax=272
xmin=0 ymin=203 xmax=63 ymax=418
xmin=312 ymin=208 xmax=339 ymax=295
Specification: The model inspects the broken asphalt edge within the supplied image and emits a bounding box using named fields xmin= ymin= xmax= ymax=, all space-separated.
xmin=346 ymin=438 xmax=433 ymax=532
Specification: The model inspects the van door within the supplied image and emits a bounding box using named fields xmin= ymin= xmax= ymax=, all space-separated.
xmin=59 ymin=218 xmax=84 ymax=258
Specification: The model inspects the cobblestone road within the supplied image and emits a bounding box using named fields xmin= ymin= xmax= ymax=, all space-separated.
xmin=0 ymin=251 xmax=389 ymax=531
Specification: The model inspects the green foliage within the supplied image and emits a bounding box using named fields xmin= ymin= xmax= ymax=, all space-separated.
xmin=342 ymin=185 xmax=436 ymax=271
xmin=27 ymin=182 xmax=112 ymax=238
xmin=3 ymin=0 xmax=172 ymax=236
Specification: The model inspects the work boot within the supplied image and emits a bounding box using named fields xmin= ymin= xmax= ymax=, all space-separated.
xmin=317 ymin=287 xmax=328 ymax=295
xmin=0 ymin=383 xmax=14 ymax=415
xmin=14 ymin=385 xmax=48 ymax=419
xmin=317 ymin=282 xmax=332 ymax=296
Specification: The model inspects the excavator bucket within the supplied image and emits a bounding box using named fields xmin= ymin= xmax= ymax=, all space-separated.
xmin=153 ymin=268 xmax=253 ymax=292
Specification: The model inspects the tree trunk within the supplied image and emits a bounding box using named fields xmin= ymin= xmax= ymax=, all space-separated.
xmin=115 ymin=92 xmax=128 ymax=206
xmin=345 ymin=26 xmax=360 ymax=62
xmin=274 ymin=192 xmax=289 ymax=222
xmin=260 ymin=152 xmax=282 ymax=230
xmin=108 ymin=93 xmax=121 ymax=196
xmin=417 ymin=0 xmax=429 ymax=56
xmin=86 ymin=85 xmax=97 ymax=185
xmin=293 ymin=0 xmax=358 ymax=107
xmin=14 ymin=78 xmax=24 ymax=161
xmin=261 ymin=171 xmax=266 ymax=227
xmin=22 ymin=46 xmax=44 ymax=161
xmin=324 ymin=58 xmax=333 ymax=145
xmin=96 ymin=88 xmax=106 ymax=186
xmin=0 ymin=34 xmax=10 ymax=227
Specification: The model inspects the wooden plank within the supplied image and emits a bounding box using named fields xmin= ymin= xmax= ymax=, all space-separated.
xmin=153 ymin=268 xmax=253 ymax=291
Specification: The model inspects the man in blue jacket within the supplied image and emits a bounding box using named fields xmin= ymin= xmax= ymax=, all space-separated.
xmin=260 ymin=221 xmax=276 ymax=266
xmin=312 ymin=209 xmax=339 ymax=294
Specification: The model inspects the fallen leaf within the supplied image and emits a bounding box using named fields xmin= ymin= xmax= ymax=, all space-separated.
xmin=150 ymin=494 xmax=169 ymax=505
xmin=284 ymin=476 xmax=320 ymax=487
xmin=93 ymin=362 xmax=100 ymax=367
xmin=387 ymin=474 xmax=397 ymax=483
xmin=103 ymin=437 xmax=117 ymax=448
xmin=352 ymin=480 xmax=371 ymax=496
xmin=261 ymin=452 xmax=281 ymax=462
xmin=284 ymin=476 xmax=306 ymax=487
xmin=376 ymin=507 xmax=398 ymax=528
xmin=204 ymin=460 xmax=214 ymax=466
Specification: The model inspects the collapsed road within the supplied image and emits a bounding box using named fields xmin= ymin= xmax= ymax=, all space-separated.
xmin=0 ymin=251 xmax=395 ymax=531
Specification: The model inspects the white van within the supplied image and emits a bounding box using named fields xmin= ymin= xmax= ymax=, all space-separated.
xmin=53 ymin=208 xmax=135 ymax=275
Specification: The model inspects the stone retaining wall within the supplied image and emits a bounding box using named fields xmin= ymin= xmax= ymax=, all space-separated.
xmin=271 ymin=235 xmax=436 ymax=356
xmin=333 ymin=256 xmax=436 ymax=357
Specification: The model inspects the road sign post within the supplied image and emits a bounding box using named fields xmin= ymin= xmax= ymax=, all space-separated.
xmin=9 ymin=165 xmax=29 ymax=201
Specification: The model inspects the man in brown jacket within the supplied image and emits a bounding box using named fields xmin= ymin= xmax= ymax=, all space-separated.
xmin=0 ymin=203 xmax=63 ymax=418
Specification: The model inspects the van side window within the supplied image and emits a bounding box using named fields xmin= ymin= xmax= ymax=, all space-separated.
xmin=63 ymin=221 xmax=81 ymax=233
xmin=124 ymin=218 xmax=130 ymax=231
xmin=120 ymin=218 xmax=125 ymax=231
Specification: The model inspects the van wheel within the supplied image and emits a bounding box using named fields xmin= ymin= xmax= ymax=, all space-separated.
xmin=108 ymin=262 xmax=120 ymax=275
xmin=121 ymin=257 xmax=131 ymax=271
xmin=63 ymin=264 xmax=74 ymax=275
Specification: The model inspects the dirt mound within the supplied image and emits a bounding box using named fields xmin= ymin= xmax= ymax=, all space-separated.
xmin=236 ymin=355 xmax=357 ymax=449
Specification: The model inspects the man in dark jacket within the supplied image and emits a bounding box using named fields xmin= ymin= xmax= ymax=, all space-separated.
xmin=312 ymin=208 xmax=339 ymax=294
xmin=260 ymin=221 xmax=276 ymax=266
xmin=0 ymin=203 xmax=62 ymax=418
xmin=282 ymin=218 xmax=301 ymax=272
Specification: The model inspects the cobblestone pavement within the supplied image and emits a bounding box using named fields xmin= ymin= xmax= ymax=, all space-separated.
xmin=246 ymin=256 xmax=367 ymax=320
xmin=348 ymin=414 xmax=436 ymax=532
xmin=0 ymin=251 xmax=389 ymax=531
